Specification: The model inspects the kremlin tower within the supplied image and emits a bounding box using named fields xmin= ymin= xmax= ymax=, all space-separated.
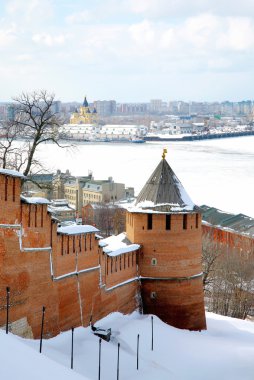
xmin=126 ymin=149 xmax=206 ymax=330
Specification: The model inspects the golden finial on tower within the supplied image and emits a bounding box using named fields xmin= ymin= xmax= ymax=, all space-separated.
xmin=162 ymin=148 xmax=167 ymax=159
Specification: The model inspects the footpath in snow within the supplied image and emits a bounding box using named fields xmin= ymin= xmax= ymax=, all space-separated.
xmin=1 ymin=311 xmax=254 ymax=380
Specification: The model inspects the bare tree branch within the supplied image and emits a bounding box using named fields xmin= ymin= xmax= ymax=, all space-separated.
xmin=11 ymin=90 xmax=64 ymax=176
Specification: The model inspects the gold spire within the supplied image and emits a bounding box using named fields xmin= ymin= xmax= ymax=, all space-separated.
xmin=162 ymin=148 xmax=167 ymax=160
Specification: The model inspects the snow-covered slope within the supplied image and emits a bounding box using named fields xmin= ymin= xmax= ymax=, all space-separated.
xmin=1 ymin=312 xmax=254 ymax=380
xmin=0 ymin=328 xmax=87 ymax=380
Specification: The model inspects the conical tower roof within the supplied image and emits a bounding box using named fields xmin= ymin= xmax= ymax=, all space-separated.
xmin=134 ymin=150 xmax=196 ymax=212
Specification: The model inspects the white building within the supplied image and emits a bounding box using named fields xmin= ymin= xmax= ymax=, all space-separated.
xmin=60 ymin=124 xmax=100 ymax=140
xmin=99 ymin=124 xmax=147 ymax=138
xmin=60 ymin=124 xmax=148 ymax=140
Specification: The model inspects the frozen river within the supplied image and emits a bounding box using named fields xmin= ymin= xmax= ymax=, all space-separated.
xmin=36 ymin=136 xmax=254 ymax=218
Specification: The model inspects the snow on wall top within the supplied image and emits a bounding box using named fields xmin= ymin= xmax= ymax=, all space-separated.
xmin=99 ymin=232 xmax=128 ymax=249
xmin=0 ymin=168 xmax=25 ymax=178
xmin=21 ymin=195 xmax=50 ymax=204
xmin=57 ymin=224 xmax=99 ymax=235
xmin=48 ymin=205 xmax=75 ymax=213
xmin=99 ymin=232 xmax=140 ymax=256
xmin=128 ymin=201 xmax=196 ymax=214
xmin=105 ymin=244 xmax=140 ymax=257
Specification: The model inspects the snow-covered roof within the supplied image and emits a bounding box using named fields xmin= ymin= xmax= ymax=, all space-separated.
xmin=48 ymin=200 xmax=75 ymax=213
xmin=57 ymin=224 xmax=99 ymax=235
xmin=0 ymin=168 xmax=25 ymax=178
xmin=99 ymin=232 xmax=140 ymax=256
xmin=48 ymin=205 xmax=75 ymax=213
xmin=101 ymin=124 xmax=146 ymax=129
xmin=106 ymin=244 xmax=140 ymax=257
xmin=21 ymin=195 xmax=50 ymax=204
xmin=63 ymin=123 xmax=94 ymax=128
xmin=83 ymin=182 xmax=102 ymax=192
xmin=50 ymin=199 xmax=69 ymax=207
xmin=129 ymin=201 xmax=196 ymax=214
xmin=95 ymin=233 xmax=104 ymax=239
xmin=64 ymin=181 xmax=77 ymax=187
xmin=132 ymin=157 xmax=196 ymax=213
xmin=201 ymin=205 xmax=254 ymax=237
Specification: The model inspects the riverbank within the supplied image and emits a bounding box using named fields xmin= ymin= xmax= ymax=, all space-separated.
xmin=145 ymin=129 xmax=254 ymax=141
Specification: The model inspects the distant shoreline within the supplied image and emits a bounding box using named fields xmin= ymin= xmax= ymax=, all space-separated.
xmin=144 ymin=130 xmax=254 ymax=142
xmin=1 ymin=130 xmax=254 ymax=144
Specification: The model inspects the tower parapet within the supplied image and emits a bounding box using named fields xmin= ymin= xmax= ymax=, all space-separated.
xmin=126 ymin=150 xmax=206 ymax=330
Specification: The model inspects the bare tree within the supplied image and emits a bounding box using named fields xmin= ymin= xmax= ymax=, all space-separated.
xmin=202 ymin=230 xmax=254 ymax=319
xmin=95 ymin=204 xmax=114 ymax=236
xmin=0 ymin=90 xmax=65 ymax=177
xmin=0 ymin=121 xmax=23 ymax=169
xmin=82 ymin=203 xmax=126 ymax=237
xmin=12 ymin=90 xmax=63 ymax=176
xmin=202 ymin=231 xmax=223 ymax=292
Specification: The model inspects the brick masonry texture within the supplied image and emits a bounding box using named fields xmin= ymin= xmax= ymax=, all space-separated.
xmin=126 ymin=212 xmax=206 ymax=330
xmin=0 ymin=173 xmax=206 ymax=338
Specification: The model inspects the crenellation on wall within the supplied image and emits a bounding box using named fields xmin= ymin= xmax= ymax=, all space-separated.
xmin=103 ymin=251 xmax=139 ymax=289
xmin=125 ymin=152 xmax=206 ymax=331
xmin=0 ymin=174 xmax=22 ymax=224
xmin=127 ymin=212 xmax=203 ymax=239
xmin=0 ymin=156 xmax=206 ymax=337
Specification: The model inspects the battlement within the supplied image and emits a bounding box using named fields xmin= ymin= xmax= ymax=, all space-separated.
xmin=0 ymin=170 xmax=24 ymax=224
xmin=0 ymin=170 xmax=140 ymax=338
xmin=0 ymin=155 xmax=206 ymax=337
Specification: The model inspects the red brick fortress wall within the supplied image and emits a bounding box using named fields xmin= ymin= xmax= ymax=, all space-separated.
xmin=0 ymin=170 xmax=206 ymax=338
xmin=0 ymin=172 xmax=140 ymax=338
xmin=202 ymin=223 xmax=254 ymax=251
xmin=126 ymin=211 xmax=206 ymax=330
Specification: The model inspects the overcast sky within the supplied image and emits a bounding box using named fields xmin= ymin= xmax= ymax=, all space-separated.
xmin=1 ymin=0 xmax=254 ymax=102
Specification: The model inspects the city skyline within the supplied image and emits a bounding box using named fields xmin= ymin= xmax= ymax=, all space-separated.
xmin=1 ymin=0 xmax=254 ymax=102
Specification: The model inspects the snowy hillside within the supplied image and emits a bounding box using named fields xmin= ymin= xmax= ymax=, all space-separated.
xmin=1 ymin=311 xmax=254 ymax=380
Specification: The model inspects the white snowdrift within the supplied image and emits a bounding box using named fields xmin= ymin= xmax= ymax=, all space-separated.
xmin=1 ymin=311 xmax=254 ymax=380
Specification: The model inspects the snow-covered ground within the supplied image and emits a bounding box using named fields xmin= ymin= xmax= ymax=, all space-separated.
xmin=1 ymin=311 xmax=254 ymax=380
xmin=33 ymin=136 xmax=254 ymax=218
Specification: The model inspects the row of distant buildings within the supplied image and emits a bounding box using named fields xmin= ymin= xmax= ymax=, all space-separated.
xmin=1 ymin=98 xmax=254 ymax=121
xmin=168 ymin=100 xmax=254 ymax=117
xmin=85 ymin=99 xmax=254 ymax=117
xmin=61 ymin=97 xmax=148 ymax=141
xmin=149 ymin=114 xmax=254 ymax=136
xmin=22 ymin=169 xmax=134 ymax=236
xmin=0 ymin=101 xmax=62 ymax=122
xmin=23 ymin=169 xmax=134 ymax=219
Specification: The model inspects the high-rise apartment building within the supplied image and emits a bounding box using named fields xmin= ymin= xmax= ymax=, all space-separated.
xmin=93 ymin=100 xmax=116 ymax=116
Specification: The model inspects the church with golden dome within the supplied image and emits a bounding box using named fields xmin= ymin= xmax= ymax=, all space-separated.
xmin=70 ymin=96 xmax=98 ymax=124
